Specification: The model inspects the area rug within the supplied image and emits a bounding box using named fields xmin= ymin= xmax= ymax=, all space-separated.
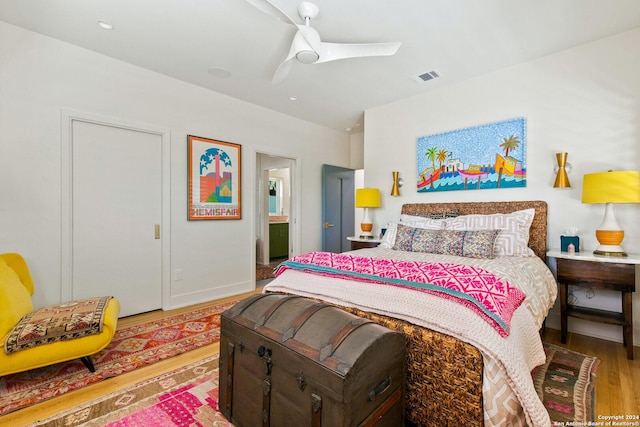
xmin=533 ymin=342 xmax=600 ymax=424
xmin=0 ymin=301 xmax=237 ymax=416
xmin=27 ymin=355 xmax=232 ymax=427
xmin=24 ymin=342 xmax=599 ymax=426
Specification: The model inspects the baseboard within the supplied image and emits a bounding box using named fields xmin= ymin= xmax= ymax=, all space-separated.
xmin=165 ymin=280 xmax=254 ymax=310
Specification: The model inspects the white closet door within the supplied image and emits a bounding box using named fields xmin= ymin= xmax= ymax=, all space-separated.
xmin=71 ymin=120 xmax=162 ymax=316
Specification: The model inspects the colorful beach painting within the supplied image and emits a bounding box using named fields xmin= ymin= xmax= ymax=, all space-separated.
xmin=416 ymin=118 xmax=526 ymax=193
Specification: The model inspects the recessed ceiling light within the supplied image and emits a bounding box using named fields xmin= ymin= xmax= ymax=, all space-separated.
xmin=97 ymin=20 xmax=114 ymax=30
xmin=289 ymin=96 xmax=297 ymax=101
xmin=207 ymin=67 xmax=232 ymax=79
xmin=345 ymin=127 xmax=352 ymax=132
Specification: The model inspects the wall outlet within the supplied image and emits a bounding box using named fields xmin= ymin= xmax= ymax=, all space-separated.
xmin=175 ymin=269 xmax=183 ymax=281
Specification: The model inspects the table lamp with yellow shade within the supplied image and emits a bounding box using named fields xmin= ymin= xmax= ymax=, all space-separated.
xmin=355 ymin=188 xmax=381 ymax=239
xmin=581 ymin=170 xmax=640 ymax=257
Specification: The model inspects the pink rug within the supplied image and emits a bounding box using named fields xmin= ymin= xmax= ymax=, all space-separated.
xmin=28 ymin=355 xmax=233 ymax=426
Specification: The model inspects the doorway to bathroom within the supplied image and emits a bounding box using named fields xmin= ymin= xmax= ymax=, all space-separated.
xmin=255 ymin=152 xmax=297 ymax=280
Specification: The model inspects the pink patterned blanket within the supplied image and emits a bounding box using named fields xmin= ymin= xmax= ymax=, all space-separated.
xmin=275 ymin=251 xmax=525 ymax=337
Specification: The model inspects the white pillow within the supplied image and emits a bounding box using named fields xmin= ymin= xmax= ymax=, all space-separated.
xmin=378 ymin=223 xmax=398 ymax=248
xmin=444 ymin=208 xmax=535 ymax=257
xmin=399 ymin=214 xmax=449 ymax=226
xmin=379 ymin=218 xmax=445 ymax=249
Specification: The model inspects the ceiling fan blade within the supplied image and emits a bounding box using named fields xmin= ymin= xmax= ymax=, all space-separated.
xmin=245 ymin=0 xmax=298 ymax=26
xmin=316 ymin=42 xmax=401 ymax=64
xmin=271 ymin=39 xmax=300 ymax=84
xmin=272 ymin=58 xmax=294 ymax=84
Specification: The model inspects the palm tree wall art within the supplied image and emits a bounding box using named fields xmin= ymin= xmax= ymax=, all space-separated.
xmin=416 ymin=118 xmax=526 ymax=193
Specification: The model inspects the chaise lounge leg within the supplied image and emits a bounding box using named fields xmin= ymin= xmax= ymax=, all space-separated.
xmin=80 ymin=356 xmax=96 ymax=372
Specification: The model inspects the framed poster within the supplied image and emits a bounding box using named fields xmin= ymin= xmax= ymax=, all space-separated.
xmin=188 ymin=135 xmax=241 ymax=220
xmin=416 ymin=117 xmax=526 ymax=193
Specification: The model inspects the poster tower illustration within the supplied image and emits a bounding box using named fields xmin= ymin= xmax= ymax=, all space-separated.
xmin=188 ymin=135 xmax=241 ymax=220
xmin=199 ymin=147 xmax=233 ymax=203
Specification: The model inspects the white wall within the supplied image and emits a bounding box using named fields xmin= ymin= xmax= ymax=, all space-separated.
xmin=0 ymin=22 xmax=350 ymax=310
xmin=364 ymin=28 xmax=640 ymax=344
xmin=349 ymin=131 xmax=364 ymax=170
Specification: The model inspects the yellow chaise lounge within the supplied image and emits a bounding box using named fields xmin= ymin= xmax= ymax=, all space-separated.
xmin=0 ymin=253 xmax=120 ymax=376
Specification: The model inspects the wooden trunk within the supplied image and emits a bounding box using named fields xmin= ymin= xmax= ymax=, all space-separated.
xmin=219 ymin=294 xmax=405 ymax=427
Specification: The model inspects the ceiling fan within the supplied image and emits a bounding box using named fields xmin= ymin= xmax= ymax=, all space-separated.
xmin=246 ymin=0 xmax=402 ymax=83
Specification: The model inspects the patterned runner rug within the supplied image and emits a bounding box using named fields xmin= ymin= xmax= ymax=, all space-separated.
xmin=28 ymin=355 xmax=231 ymax=427
xmin=533 ymin=342 xmax=600 ymax=424
xmin=23 ymin=341 xmax=599 ymax=426
xmin=0 ymin=301 xmax=237 ymax=416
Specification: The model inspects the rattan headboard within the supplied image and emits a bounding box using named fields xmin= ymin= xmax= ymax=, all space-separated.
xmin=401 ymin=201 xmax=548 ymax=261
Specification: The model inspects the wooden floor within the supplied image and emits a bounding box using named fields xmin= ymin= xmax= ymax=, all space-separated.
xmin=2 ymin=292 xmax=638 ymax=425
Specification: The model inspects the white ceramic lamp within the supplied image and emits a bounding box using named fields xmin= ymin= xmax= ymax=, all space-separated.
xmin=355 ymin=188 xmax=381 ymax=239
xmin=582 ymin=170 xmax=640 ymax=257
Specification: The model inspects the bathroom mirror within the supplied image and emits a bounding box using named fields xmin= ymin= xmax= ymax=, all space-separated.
xmin=268 ymin=178 xmax=283 ymax=215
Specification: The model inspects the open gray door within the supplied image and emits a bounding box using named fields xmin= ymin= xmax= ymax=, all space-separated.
xmin=322 ymin=164 xmax=355 ymax=253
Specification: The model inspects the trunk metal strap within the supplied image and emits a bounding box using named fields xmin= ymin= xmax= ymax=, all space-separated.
xmin=281 ymin=301 xmax=329 ymax=342
xmin=319 ymin=317 xmax=374 ymax=361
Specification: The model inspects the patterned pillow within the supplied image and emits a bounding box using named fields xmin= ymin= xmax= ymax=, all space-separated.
xmin=380 ymin=218 xmax=445 ymax=249
xmin=425 ymin=210 xmax=459 ymax=219
xmin=460 ymin=230 xmax=501 ymax=258
xmin=391 ymin=224 xmax=416 ymax=251
xmin=410 ymin=229 xmax=499 ymax=258
xmin=411 ymin=228 xmax=446 ymax=254
xmin=399 ymin=211 xmax=457 ymax=223
xmin=399 ymin=215 xmax=447 ymax=229
xmin=445 ymin=208 xmax=535 ymax=257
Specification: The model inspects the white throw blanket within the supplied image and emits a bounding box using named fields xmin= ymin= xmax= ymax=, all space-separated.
xmin=264 ymin=248 xmax=557 ymax=427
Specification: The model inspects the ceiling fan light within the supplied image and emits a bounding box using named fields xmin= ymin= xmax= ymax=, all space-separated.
xmin=296 ymin=50 xmax=319 ymax=64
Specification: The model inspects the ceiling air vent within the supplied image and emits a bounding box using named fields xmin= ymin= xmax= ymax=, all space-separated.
xmin=413 ymin=70 xmax=440 ymax=83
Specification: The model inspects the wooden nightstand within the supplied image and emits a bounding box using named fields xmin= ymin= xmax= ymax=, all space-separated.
xmin=547 ymin=250 xmax=639 ymax=360
xmin=347 ymin=236 xmax=382 ymax=250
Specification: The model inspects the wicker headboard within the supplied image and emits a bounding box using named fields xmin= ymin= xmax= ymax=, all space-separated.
xmin=401 ymin=201 xmax=548 ymax=261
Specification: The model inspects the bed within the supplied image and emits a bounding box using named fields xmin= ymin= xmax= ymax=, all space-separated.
xmin=263 ymin=201 xmax=557 ymax=427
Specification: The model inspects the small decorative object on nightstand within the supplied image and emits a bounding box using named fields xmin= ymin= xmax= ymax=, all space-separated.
xmin=547 ymin=250 xmax=638 ymax=359
xmin=347 ymin=236 xmax=382 ymax=251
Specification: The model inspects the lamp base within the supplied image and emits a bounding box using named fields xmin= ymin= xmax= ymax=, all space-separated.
xmin=593 ymin=245 xmax=628 ymax=257
xmin=593 ymin=226 xmax=626 ymax=257
xmin=360 ymin=221 xmax=374 ymax=239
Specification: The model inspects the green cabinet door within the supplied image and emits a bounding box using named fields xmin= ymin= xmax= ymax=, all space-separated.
xmin=269 ymin=223 xmax=289 ymax=259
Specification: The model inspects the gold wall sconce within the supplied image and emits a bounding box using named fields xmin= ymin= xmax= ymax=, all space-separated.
xmin=391 ymin=171 xmax=403 ymax=196
xmin=553 ymin=152 xmax=571 ymax=188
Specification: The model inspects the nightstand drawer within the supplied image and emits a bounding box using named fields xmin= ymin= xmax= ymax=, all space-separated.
xmin=556 ymin=258 xmax=635 ymax=292
xmin=350 ymin=240 xmax=379 ymax=250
